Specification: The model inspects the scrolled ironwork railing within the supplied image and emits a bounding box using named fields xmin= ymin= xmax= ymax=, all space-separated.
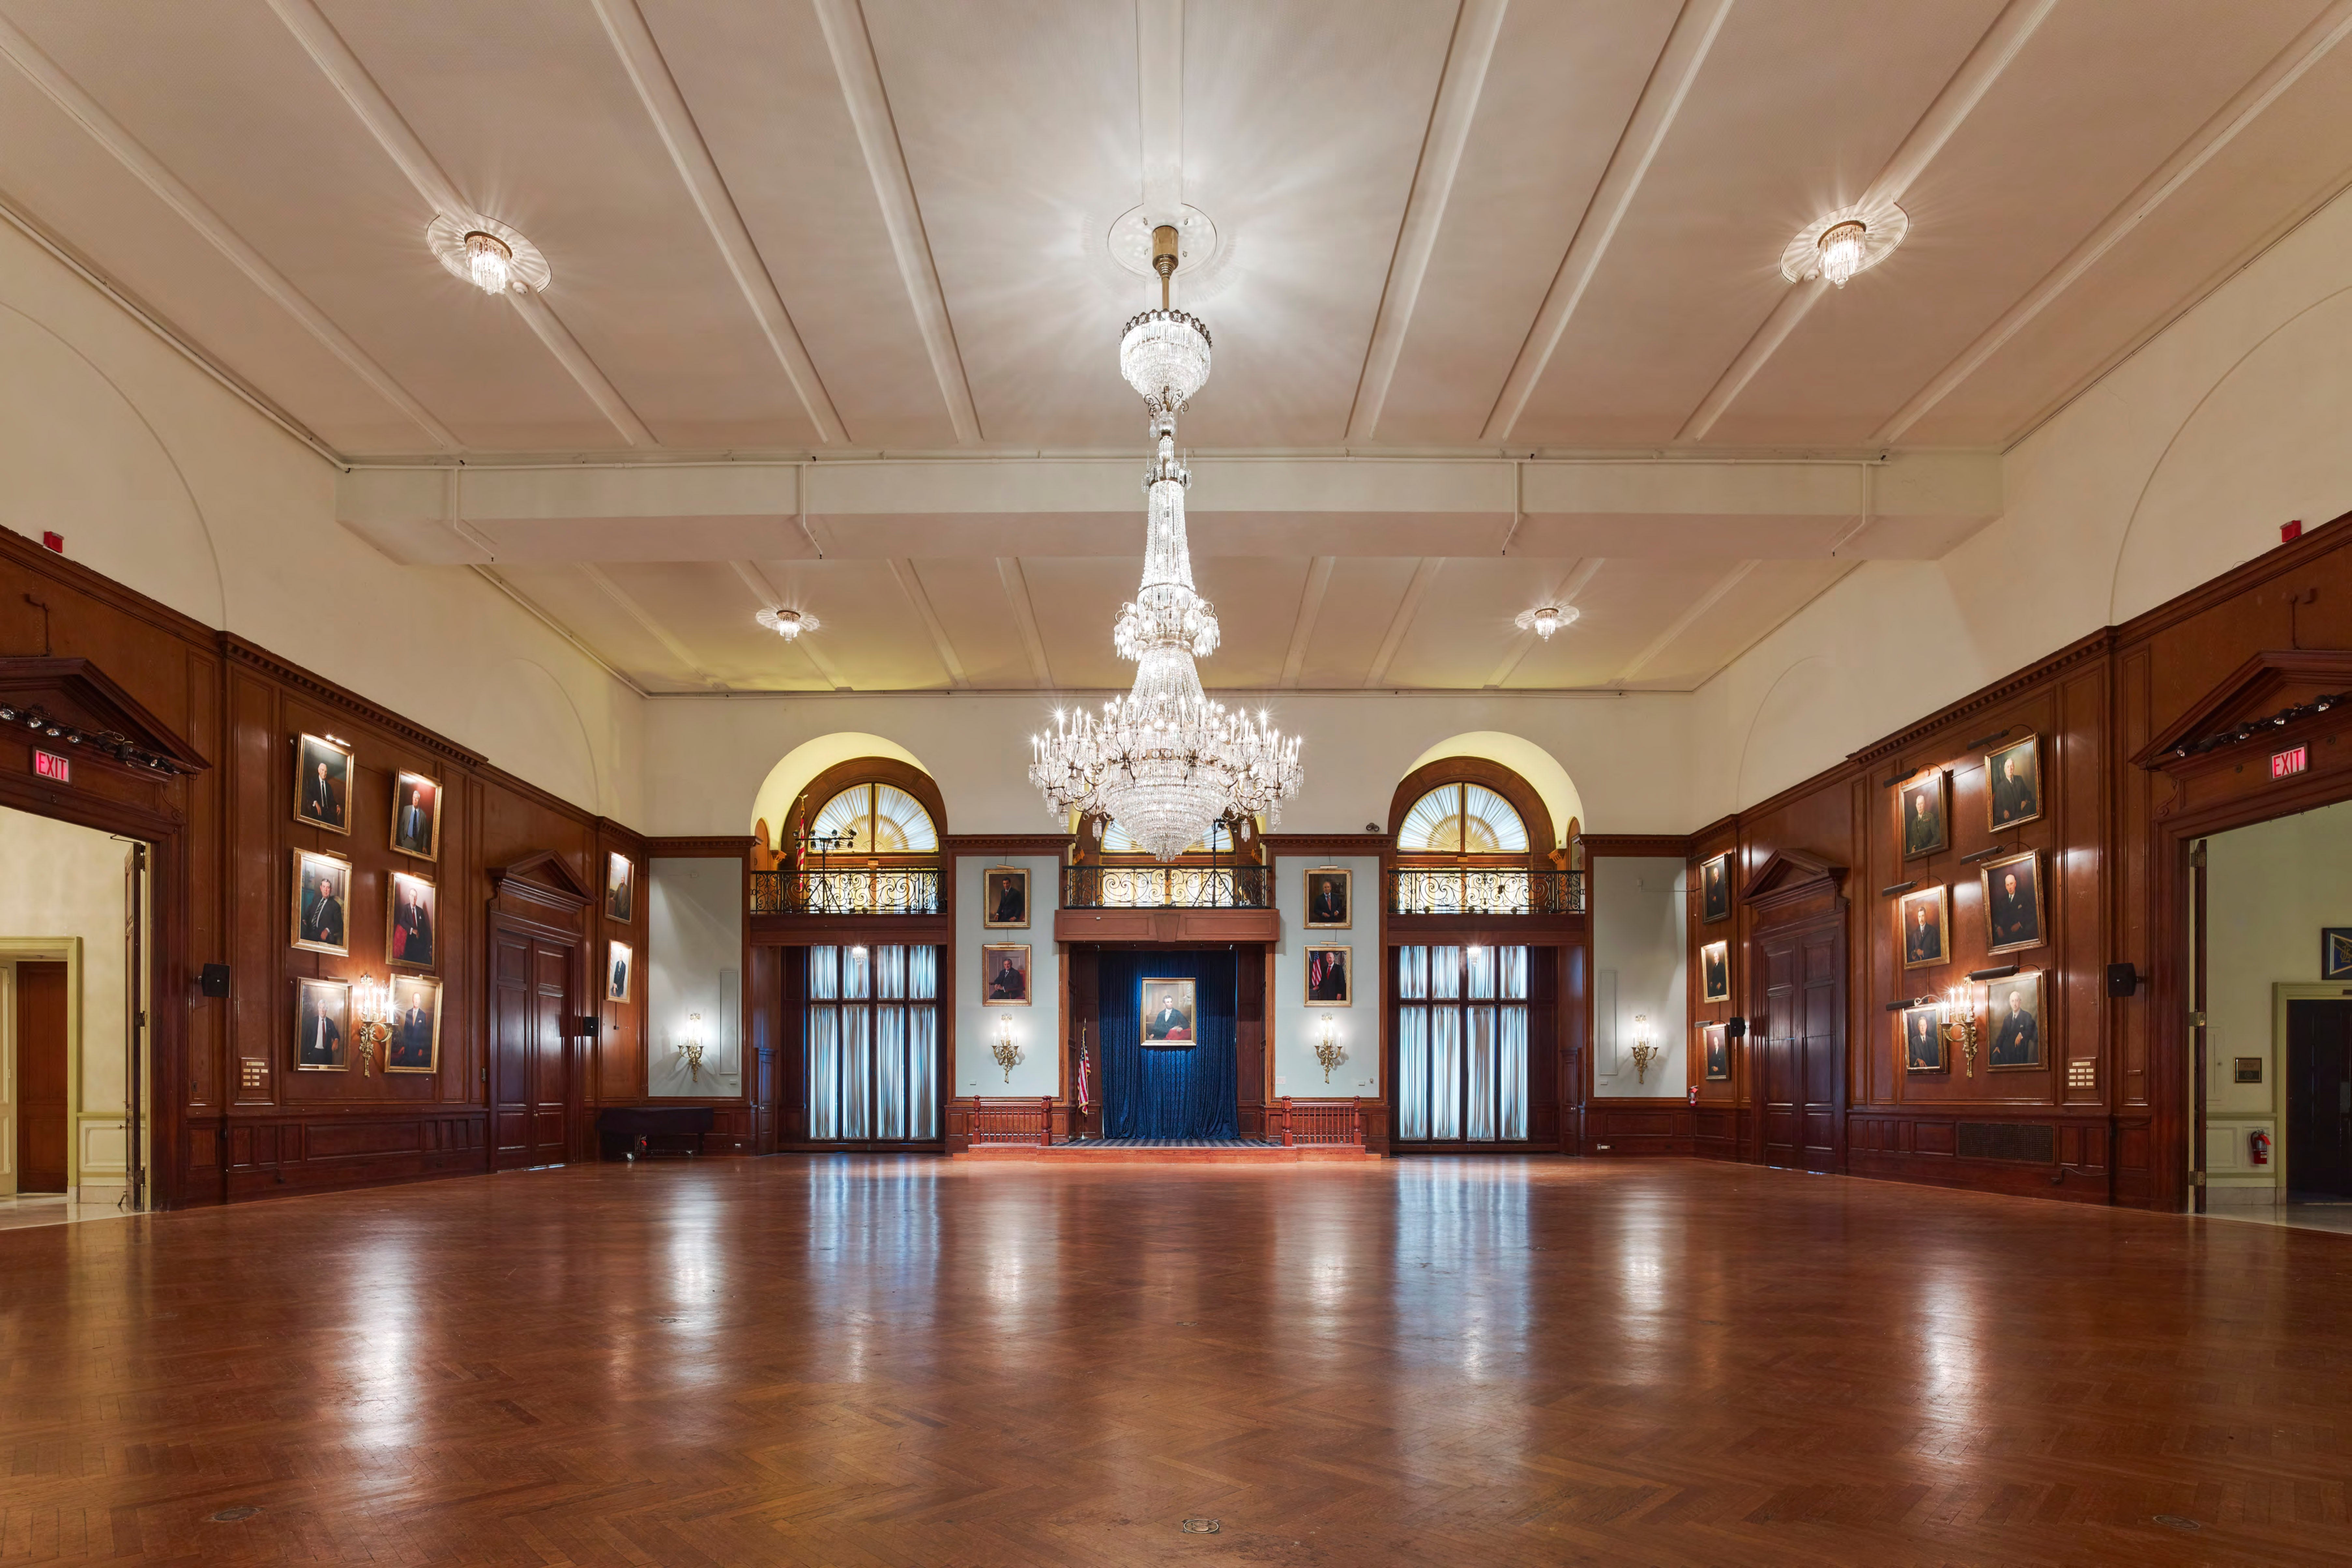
xmin=749 ymin=867 xmax=942 ymax=916
xmin=1061 ymin=863 xmax=1272 ymax=910
xmin=1386 ymin=867 xmax=1584 ymax=916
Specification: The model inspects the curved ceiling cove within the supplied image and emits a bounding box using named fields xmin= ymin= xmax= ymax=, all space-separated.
xmin=748 ymin=731 xmax=930 ymax=840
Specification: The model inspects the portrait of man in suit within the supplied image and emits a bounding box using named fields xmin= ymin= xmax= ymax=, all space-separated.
xmin=1986 ymin=736 xmax=2042 ymax=831
xmin=1307 ymin=870 xmax=1351 ymax=929
xmin=296 ymin=980 xmax=347 ymax=1070
xmin=1700 ymin=941 xmax=1729 ymax=1004
xmin=1982 ymin=852 xmax=2044 ymax=954
xmin=1306 ymin=945 xmax=1351 ymax=1005
xmin=387 ymin=977 xmax=440 ymax=1072
xmin=390 ymin=874 xmax=435 ymax=968
xmin=1990 ymin=979 xmax=2041 ymax=1069
xmin=983 ymin=945 xmax=1029 ymax=1004
xmin=608 ymin=940 xmax=632 ymax=1002
xmin=983 ymin=868 xmax=1028 ymax=929
xmin=391 ymin=771 xmax=438 ymax=858
xmin=1704 ymin=1026 xmax=1731 ymax=1081
xmin=1141 ymin=980 xmax=1195 ymax=1044
xmin=1899 ymin=887 xmax=1948 ymax=970
xmin=1903 ymin=1007 xmax=1944 ymax=1073
xmin=607 ymin=853 xmax=634 ymax=923
xmin=293 ymin=851 xmax=349 ymax=955
xmin=1699 ymin=854 xmax=1731 ymax=924
xmin=1901 ymin=773 xmax=1946 ymax=858
xmin=295 ymin=734 xmax=351 ymax=833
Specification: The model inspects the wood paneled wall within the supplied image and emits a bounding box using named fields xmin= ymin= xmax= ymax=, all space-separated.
xmin=1688 ymin=511 xmax=2352 ymax=1209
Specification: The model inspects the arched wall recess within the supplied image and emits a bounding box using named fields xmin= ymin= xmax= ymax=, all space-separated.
xmin=1404 ymin=731 xmax=1582 ymax=842
xmin=749 ymin=731 xmax=932 ymax=840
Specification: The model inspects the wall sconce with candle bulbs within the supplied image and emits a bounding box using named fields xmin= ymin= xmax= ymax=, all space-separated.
xmin=1628 ymin=1013 xmax=1660 ymax=1085
xmin=679 ymin=1012 xmax=706 ymax=1083
xmin=349 ymin=974 xmax=392 ymax=1073
xmin=992 ymin=1013 xmax=1022 ymax=1082
xmin=1315 ymin=1012 xmax=1345 ymax=1083
xmin=1941 ymin=985 xmax=1980 ymax=1078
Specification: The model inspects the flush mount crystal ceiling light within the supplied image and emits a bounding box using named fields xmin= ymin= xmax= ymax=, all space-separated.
xmin=426 ymin=213 xmax=551 ymax=296
xmin=755 ymin=608 xmax=818 ymax=641
xmin=1781 ymin=201 xmax=1908 ymax=288
xmin=1515 ymin=604 xmax=1579 ymax=641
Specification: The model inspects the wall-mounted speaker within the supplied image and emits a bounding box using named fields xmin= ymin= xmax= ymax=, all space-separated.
xmin=199 ymin=963 xmax=230 ymax=998
xmin=2106 ymin=962 xmax=2139 ymax=998
xmin=1726 ymin=1016 xmax=1747 ymax=1039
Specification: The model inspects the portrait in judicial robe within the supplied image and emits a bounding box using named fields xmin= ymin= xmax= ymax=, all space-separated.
xmin=1703 ymin=1025 xmax=1731 ymax=1081
xmin=292 ymin=849 xmax=351 ymax=956
xmin=294 ymin=733 xmax=352 ymax=834
xmin=1985 ymin=735 xmax=2043 ymax=831
xmin=1898 ymin=885 xmax=1950 ymax=970
xmin=1140 ymin=978 xmax=1196 ymax=1045
xmin=1903 ymin=1006 xmax=1945 ymax=1073
xmin=1699 ymin=940 xmax=1730 ymax=1004
xmin=1980 ymin=851 xmax=2045 ymax=954
xmin=295 ymin=978 xmax=349 ymax=1071
xmin=1305 ymin=945 xmax=1351 ymax=1005
xmin=386 ymin=976 xmax=442 ymax=1073
xmin=388 ymin=872 xmax=437 ymax=969
xmin=1699 ymin=854 xmax=1731 ymax=924
xmin=390 ymin=770 xmax=440 ymax=860
xmin=983 ymin=944 xmax=1030 ymax=1004
xmin=1988 ymin=975 xmax=2043 ymax=1069
xmin=1900 ymin=772 xmax=1948 ymax=859
xmin=983 ymin=867 xmax=1028 ymax=929
xmin=1306 ymin=869 xmax=1352 ymax=930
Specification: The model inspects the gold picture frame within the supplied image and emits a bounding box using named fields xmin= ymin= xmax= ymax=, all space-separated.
xmin=1897 ymin=769 xmax=1948 ymax=860
xmin=294 ymin=976 xmax=351 ymax=1072
xmin=1897 ymin=884 xmax=1950 ymax=971
xmin=1699 ymin=940 xmax=1730 ymax=1004
xmin=1703 ymin=1023 xmax=1731 ymax=1081
xmin=1305 ymin=944 xmax=1352 ymax=1006
xmin=607 ymin=939 xmax=633 ymax=1002
xmin=1140 ymin=977 xmax=1197 ymax=1047
xmin=293 ymin=731 xmax=353 ymax=835
xmin=390 ymin=769 xmax=442 ymax=861
xmin=1305 ymin=867 xmax=1352 ymax=930
xmin=1985 ymin=970 xmax=2044 ymax=1071
xmin=292 ymin=847 xmax=353 ymax=957
xmin=1985 ymin=733 xmax=2043 ymax=832
xmin=1699 ymin=853 xmax=1732 ymax=924
xmin=606 ymin=852 xmax=635 ymax=924
xmin=1980 ymin=849 xmax=2046 ymax=955
xmin=386 ymin=870 xmax=437 ymax=971
xmin=982 ymin=943 xmax=1031 ymax=1005
xmin=1901 ymin=1004 xmax=1945 ymax=1074
xmin=982 ymin=866 xmax=1030 ymax=929
xmin=385 ymin=975 xmax=443 ymax=1074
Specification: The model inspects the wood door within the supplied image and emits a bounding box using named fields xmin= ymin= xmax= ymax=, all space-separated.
xmin=1754 ymin=916 xmax=1846 ymax=1173
xmin=15 ymin=961 xmax=68 ymax=1193
xmin=2287 ymin=999 xmax=2352 ymax=1199
xmin=492 ymin=927 xmax=576 ymax=1169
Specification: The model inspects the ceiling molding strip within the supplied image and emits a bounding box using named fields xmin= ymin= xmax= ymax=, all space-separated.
xmin=1615 ymin=559 xmax=1756 ymax=682
xmin=1483 ymin=556 xmax=1604 ymax=687
xmin=1480 ymin=0 xmax=1731 ymax=445
xmin=1345 ymin=0 xmax=1507 ymax=442
xmin=578 ymin=563 xmax=714 ymax=685
xmin=1676 ymin=0 xmax=2057 ymax=444
xmin=812 ymin=0 xmax=983 ymax=445
xmin=265 ymin=0 xmax=654 ymax=448
xmin=589 ymin=0 xmax=847 ymax=446
xmin=728 ymin=560 xmax=844 ymax=690
xmin=996 ymin=557 xmax=1056 ymax=687
xmin=1138 ymin=0 xmax=1184 ymax=220
xmin=469 ymin=565 xmax=650 ymax=697
xmin=1279 ymin=555 xmax=1336 ymax=688
xmin=887 ymin=559 xmax=969 ymax=689
xmin=0 ymin=12 xmax=457 ymax=451
xmin=1873 ymin=0 xmax=2352 ymax=445
xmin=1363 ymin=558 xmax=1446 ymax=688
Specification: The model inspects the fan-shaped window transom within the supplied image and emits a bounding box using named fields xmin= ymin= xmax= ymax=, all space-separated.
xmin=1399 ymin=783 xmax=1529 ymax=855
xmin=812 ymin=782 xmax=938 ymax=854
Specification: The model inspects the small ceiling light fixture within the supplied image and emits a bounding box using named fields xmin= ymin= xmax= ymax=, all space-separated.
xmin=464 ymin=231 xmax=514 ymax=295
xmin=1515 ymin=604 xmax=1579 ymax=641
xmin=756 ymin=607 xmax=819 ymax=642
xmin=426 ymin=213 xmax=551 ymax=296
xmin=1781 ymin=201 xmax=1908 ymax=288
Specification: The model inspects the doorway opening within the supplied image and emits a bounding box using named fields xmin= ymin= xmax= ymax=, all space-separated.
xmin=0 ymin=802 xmax=151 ymax=1226
xmin=2191 ymin=797 xmax=2352 ymax=1235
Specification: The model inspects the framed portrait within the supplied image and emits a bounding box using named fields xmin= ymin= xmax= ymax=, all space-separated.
xmin=294 ymin=976 xmax=350 ymax=1072
xmin=982 ymin=866 xmax=1029 ymax=929
xmin=291 ymin=847 xmax=352 ymax=957
xmin=1985 ymin=970 xmax=2044 ymax=1071
xmin=607 ymin=940 xmax=633 ymax=1003
xmin=386 ymin=871 xmax=437 ymax=971
xmin=1980 ymin=849 xmax=2046 ymax=955
xmin=1897 ymin=885 xmax=1950 ymax=971
xmin=385 ymin=975 xmax=442 ymax=1074
xmin=2321 ymin=927 xmax=2352 ymax=980
xmin=1699 ymin=940 xmax=1730 ymax=1004
xmin=1703 ymin=1023 xmax=1731 ymax=1082
xmin=1305 ymin=868 xmax=1352 ymax=930
xmin=1305 ymin=945 xmax=1352 ymax=1006
xmin=1699 ymin=853 xmax=1732 ymax=924
xmin=1985 ymin=733 xmax=2043 ymax=832
xmin=389 ymin=769 xmax=442 ymax=861
xmin=293 ymin=732 xmax=353 ymax=835
xmin=1140 ymin=977 xmax=1197 ymax=1048
xmin=1902 ymin=1004 xmax=1945 ymax=1074
xmin=606 ymin=852 xmax=635 ymax=924
xmin=1897 ymin=769 xmax=1948 ymax=860
xmin=982 ymin=943 xmax=1030 ymax=1005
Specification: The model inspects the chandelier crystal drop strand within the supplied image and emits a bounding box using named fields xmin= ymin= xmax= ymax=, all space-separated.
xmin=1816 ymin=220 xmax=1867 ymax=289
xmin=1029 ymin=224 xmax=1304 ymax=861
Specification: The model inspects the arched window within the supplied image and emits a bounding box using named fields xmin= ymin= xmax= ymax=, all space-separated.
xmin=758 ymin=760 xmax=946 ymax=918
xmin=811 ymin=782 xmax=938 ymax=854
xmin=1398 ymin=783 xmax=1529 ymax=855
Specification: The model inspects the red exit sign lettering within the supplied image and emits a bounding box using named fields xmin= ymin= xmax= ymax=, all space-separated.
xmin=32 ymin=748 xmax=69 ymax=785
xmin=2272 ymin=744 xmax=2308 ymax=780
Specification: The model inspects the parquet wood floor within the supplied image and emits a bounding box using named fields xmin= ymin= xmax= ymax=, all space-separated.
xmin=1 ymin=1158 xmax=2347 ymax=1567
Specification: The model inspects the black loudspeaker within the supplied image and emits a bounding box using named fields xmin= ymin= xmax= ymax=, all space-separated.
xmin=576 ymin=1015 xmax=601 ymax=1038
xmin=1726 ymin=1016 xmax=1747 ymax=1039
xmin=2106 ymin=962 xmax=2139 ymax=998
xmin=199 ymin=963 xmax=230 ymax=998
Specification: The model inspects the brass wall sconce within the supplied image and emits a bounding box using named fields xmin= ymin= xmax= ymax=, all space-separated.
xmin=992 ymin=1013 xmax=1022 ymax=1082
xmin=1942 ymin=985 xmax=1980 ymax=1077
xmin=1315 ymin=1012 xmax=1345 ymax=1083
xmin=350 ymin=973 xmax=391 ymax=1074
xmin=1628 ymin=1013 xmax=1660 ymax=1085
xmin=679 ymin=1012 xmax=706 ymax=1082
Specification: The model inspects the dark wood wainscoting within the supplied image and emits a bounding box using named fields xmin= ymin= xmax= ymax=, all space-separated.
xmin=1586 ymin=1098 xmax=1694 ymax=1157
xmin=222 ymin=1108 xmax=488 ymax=1200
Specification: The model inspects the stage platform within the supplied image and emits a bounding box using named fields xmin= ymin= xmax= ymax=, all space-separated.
xmin=959 ymin=1136 xmax=1379 ymax=1164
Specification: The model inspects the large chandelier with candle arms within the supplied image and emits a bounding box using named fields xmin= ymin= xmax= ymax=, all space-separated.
xmin=1029 ymin=226 xmax=1304 ymax=860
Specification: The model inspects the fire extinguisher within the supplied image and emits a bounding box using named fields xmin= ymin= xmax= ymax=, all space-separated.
xmin=2249 ymin=1129 xmax=2271 ymax=1166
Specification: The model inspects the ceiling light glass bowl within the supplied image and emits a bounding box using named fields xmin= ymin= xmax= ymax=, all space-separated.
xmin=756 ymin=608 xmax=818 ymax=641
xmin=1120 ymin=309 xmax=1212 ymax=415
xmin=464 ymin=232 xmax=514 ymax=295
xmin=1780 ymin=201 xmax=1908 ymax=287
xmin=1515 ymin=604 xmax=1579 ymax=640
xmin=426 ymin=213 xmax=552 ymax=295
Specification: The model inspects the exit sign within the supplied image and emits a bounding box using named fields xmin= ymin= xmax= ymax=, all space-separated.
xmin=2272 ymin=744 xmax=2308 ymax=780
xmin=32 ymin=748 xmax=69 ymax=784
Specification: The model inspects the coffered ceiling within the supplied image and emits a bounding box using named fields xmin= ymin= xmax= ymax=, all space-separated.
xmin=2 ymin=0 xmax=2348 ymax=693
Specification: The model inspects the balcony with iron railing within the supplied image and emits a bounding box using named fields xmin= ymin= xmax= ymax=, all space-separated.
xmin=749 ymin=866 xmax=943 ymax=916
xmin=1061 ymin=863 xmax=1271 ymax=910
xmin=1386 ymin=867 xmax=1585 ymax=916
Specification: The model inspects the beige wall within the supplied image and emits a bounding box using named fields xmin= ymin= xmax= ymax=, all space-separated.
xmin=1590 ymin=857 xmax=1687 ymax=1099
xmin=1693 ymin=183 xmax=2352 ymax=817
xmin=0 ymin=219 xmax=643 ymax=820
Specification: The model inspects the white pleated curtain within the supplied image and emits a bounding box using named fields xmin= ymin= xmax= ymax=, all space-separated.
xmin=1397 ymin=944 xmax=1528 ymax=1143
xmin=806 ymin=945 xmax=939 ymax=1141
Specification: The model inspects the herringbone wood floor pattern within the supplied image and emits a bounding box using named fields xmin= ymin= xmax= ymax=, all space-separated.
xmin=0 ymin=1158 xmax=2345 ymax=1565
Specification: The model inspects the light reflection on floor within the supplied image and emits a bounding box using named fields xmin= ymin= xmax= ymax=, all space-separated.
xmin=0 ymin=1193 xmax=129 ymax=1231
xmin=2202 ymin=1201 xmax=2352 ymax=1236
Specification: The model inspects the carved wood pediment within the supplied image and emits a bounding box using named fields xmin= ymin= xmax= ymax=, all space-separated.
xmin=2133 ymin=649 xmax=2352 ymax=769
xmin=491 ymin=850 xmax=594 ymax=913
xmin=1740 ymin=849 xmax=1847 ymax=917
xmin=0 ymin=656 xmax=209 ymax=774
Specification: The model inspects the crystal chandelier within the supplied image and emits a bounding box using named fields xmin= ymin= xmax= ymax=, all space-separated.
xmin=1029 ymin=225 xmax=1304 ymax=860
xmin=464 ymin=231 xmax=516 ymax=295
xmin=1815 ymin=220 xmax=1867 ymax=288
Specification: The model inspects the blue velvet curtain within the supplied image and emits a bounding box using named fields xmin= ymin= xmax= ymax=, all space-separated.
xmin=1100 ymin=949 xmax=1238 ymax=1139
